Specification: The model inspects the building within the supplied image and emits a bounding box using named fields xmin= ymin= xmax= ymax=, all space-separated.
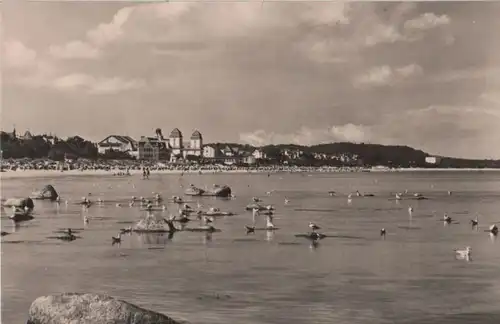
xmin=252 ymin=149 xmax=267 ymax=160
xmin=203 ymin=145 xmax=217 ymax=159
xmin=202 ymin=144 xmax=256 ymax=165
xmin=243 ymin=155 xmax=256 ymax=165
xmin=41 ymin=134 xmax=58 ymax=145
xmin=138 ymin=137 xmax=160 ymax=161
xmin=425 ymin=156 xmax=441 ymax=165
xmin=138 ymin=129 xmax=170 ymax=161
xmin=168 ymin=128 xmax=203 ymax=162
xmin=169 ymin=128 xmax=183 ymax=158
xmin=97 ymin=135 xmax=138 ymax=156
xmin=20 ymin=131 xmax=33 ymax=141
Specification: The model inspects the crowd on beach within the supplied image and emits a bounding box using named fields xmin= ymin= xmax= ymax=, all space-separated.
xmin=0 ymin=158 xmax=375 ymax=174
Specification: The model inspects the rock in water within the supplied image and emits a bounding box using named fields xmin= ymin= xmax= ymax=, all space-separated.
xmin=134 ymin=214 xmax=169 ymax=232
xmin=3 ymin=197 xmax=35 ymax=210
xmin=31 ymin=184 xmax=59 ymax=201
xmin=27 ymin=293 xmax=182 ymax=324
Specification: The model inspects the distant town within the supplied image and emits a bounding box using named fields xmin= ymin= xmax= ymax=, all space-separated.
xmin=1 ymin=127 xmax=499 ymax=169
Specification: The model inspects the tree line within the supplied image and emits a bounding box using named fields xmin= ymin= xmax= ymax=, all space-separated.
xmin=1 ymin=132 xmax=499 ymax=168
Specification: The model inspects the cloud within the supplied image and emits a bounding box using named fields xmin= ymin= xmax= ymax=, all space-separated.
xmin=4 ymin=2 xmax=500 ymax=158
xmin=239 ymin=124 xmax=371 ymax=147
xmin=364 ymin=24 xmax=406 ymax=47
xmin=45 ymin=6 xmax=135 ymax=61
xmin=432 ymin=67 xmax=500 ymax=83
xmin=479 ymin=92 xmax=500 ymax=105
xmin=49 ymin=40 xmax=102 ymax=59
xmin=52 ymin=73 xmax=146 ymax=94
xmin=4 ymin=40 xmax=37 ymax=68
xmin=86 ymin=6 xmax=135 ymax=46
xmin=353 ymin=64 xmax=423 ymax=87
xmin=298 ymin=2 xmax=442 ymax=64
xmin=240 ymin=105 xmax=500 ymax=158
xmin=404 ymin=13 xmax=451 ymax=31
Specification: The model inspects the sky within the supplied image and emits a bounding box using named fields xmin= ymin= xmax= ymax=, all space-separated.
xmin=1 ymin=0 xmax=500 ymax=159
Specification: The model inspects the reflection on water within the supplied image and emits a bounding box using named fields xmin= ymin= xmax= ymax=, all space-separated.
xmin=2 ymin=171 xmax=500 ymax=324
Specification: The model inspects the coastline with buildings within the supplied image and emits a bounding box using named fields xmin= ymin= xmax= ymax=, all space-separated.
xmin=1 ymin=127 xmax=500 ymax=176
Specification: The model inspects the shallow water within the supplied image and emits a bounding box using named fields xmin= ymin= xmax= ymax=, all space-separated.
xmin=2 ymin=171 xmax=500 ymax=324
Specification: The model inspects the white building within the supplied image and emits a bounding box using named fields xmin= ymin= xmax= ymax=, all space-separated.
xmin=97 ymin=135 xmax=137 ymax=155
xmin=168 ymin=128 xmax=203 ymax=162
xmin=425 ymin=156 xmax=441 ymax=164
xmin=203 ymin=144 xmax=217 ymax=158
xmin=252 ymin=149 xmax=267 ymax=160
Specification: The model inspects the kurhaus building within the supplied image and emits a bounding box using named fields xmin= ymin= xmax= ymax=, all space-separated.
xmin=137 ymin=128 xmax=203 ymax=162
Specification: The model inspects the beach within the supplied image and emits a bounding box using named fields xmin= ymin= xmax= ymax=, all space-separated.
xmin=1 ymin=166 xmax=500 ymax=180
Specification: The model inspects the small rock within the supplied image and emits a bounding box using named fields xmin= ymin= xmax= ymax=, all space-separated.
xmin=27 ymin=292 xmax=183 ymax=324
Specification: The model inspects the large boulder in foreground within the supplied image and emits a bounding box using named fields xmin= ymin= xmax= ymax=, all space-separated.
xmin=31 ymin=184 xmax=59 ymax=201
xmin=2 ymin=197 xmax=35 ymax=210
xmin=27 ymin=293 xmax=182 ymax=324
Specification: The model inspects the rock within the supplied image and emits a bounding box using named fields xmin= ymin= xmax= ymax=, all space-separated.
xmin=31 ymin=185 xmax=59 ymax=201
xmin=27 ymin=292 xmax=183 ymax=324
xmin=134 ymin=214 xmax=170 ymax=232
xmin=212 ymin=185 xmax=231 ymax=198
xmin=3 ymin=197 xmax=35 ymax=210
xmin=184 ymin=184 xmax=232 ymax=198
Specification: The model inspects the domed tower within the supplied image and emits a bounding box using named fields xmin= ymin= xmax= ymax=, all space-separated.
xmin=169 ymin=128 xmax=183 ymax=156
xmin=190 ymin=130 xmax=203 ymax=151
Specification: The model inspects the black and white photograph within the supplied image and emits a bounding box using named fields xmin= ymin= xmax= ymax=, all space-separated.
xmin=1 ymin=0 xmax=500 ymax=323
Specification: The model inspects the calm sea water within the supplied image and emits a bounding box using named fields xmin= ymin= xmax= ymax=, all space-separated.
xmin=2 ymin=171 xmax=500 ymax=324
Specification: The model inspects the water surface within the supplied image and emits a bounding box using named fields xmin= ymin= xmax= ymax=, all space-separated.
xmin=2 ymin=171 xmax=500 ymax=323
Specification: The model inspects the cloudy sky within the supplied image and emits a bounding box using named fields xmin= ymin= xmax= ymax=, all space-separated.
xmin=2 ymin=0 xmax=500 ymax=159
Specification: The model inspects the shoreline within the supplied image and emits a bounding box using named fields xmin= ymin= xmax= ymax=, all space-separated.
xmin=1 ymin=167 xmax=499 ymax=180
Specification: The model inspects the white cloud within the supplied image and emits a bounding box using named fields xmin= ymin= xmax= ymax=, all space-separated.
xmin=49 ymin=40 xmax=102 ymax=59
xmin=300 ymin=2 xmax=351 ymax=26
xmin=4 ymin=40 xmax=37 ymax=68
xmin=354 ymin=64 xmax=423 ymax=87
xmin=396 ymin=63 xmax=423 ymax=77
xmin=239 ymin=124 xmax=371 ymax=147
xmin=46 ymin=6 xmax=135 ymax=61
xmin=86 ymin=6 xmax=135 ymax=46
xmin=364 ymin=24 xmax=406 ymax=47
xmin=52 ymin=73 xmax=146 ymax=94
xmin=433 ymin=67 xmax=500 ymax=83
xmin=404 ymin=13 xmax=451 ymax=31
xmin=479 ymin=92 xmax=500 ymax=105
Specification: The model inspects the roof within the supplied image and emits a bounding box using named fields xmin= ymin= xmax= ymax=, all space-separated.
xmin=190 ymin=130 xmax=202 ymax=140
xmin=99 ymin=135 xmax=138 ymax=150
xmin=170 ymin=128 xmax=182 ymax=138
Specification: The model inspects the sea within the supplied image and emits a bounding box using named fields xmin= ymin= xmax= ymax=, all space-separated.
xmin=2 ymin=171 xmax=500 ymax=324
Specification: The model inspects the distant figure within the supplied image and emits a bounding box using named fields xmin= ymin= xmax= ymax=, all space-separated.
xmin=380 ymin=228 xmax=386 ymax=239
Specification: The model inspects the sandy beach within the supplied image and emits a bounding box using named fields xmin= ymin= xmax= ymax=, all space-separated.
xmin=1 ymin=167 xmax=499 ymax=180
